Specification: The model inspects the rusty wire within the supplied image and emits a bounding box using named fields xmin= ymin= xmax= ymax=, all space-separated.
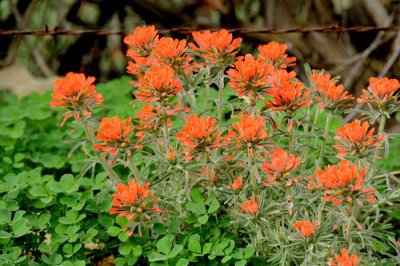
xmin=1 ymin=25 xmax=400 ymax=36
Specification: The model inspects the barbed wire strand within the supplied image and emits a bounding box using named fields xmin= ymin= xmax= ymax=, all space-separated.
xmin=1 ymin=25 xmax=400 ymax=36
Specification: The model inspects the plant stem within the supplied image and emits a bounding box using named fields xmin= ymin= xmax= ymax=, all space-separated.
xmin=189 ymin=90 xmax=197 ymax=114
xmin=128 ymin=156 xmax=140 ymax=181
xmin=248 ymin=156 xmax=258 ymax=196
xmin=82 ymin=118 xmax=118 ymax=182
xmin=204 ymin=66 xmax=211 ymax=113
xmin=301 ymin=108 xmax=320 ymax=172
xmin=317 ymin=112 xmax=332 ymax=168
xmin=217 ymin=67 xmax=225 ymax=122
xmin=288 ymin=117 xmax=295 ymax=154
xmin=345 ymin=203 xmax=356 ymax=248
xmin=372 ymin=115 xmax=386 ymax=173
xmin=162 ymin=108 xmax=169 ymax=149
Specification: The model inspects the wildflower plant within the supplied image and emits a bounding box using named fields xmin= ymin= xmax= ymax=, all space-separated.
xmin=49 ymin=25 xmax=400 ymax=265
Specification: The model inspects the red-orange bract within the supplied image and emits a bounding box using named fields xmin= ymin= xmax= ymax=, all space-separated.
xmin=228 ymin=176 xmax=243 ymax=191
xmin=261 ymin=147 xmax=301 ymax=186
xmin=227 ymin=114 xmax=268 ymax=157
xmin=328 ymin=248 xmax=359 ymax=266
xmin=109 ymin=180 xmax=161 ymax=236
xmin=152 ymin=37 xmax=192 ymax=71
xmin=176 ymin=115 xmax=223 ymax=160
xmin=358 ymin=77 xmax=400 ymax=107
xmin=266 ymin=81 xmax=310 ymax=114
xmin=308 ymin=160 xmax=376 ymax=206
xmin=258 ymin=41 xmax=296 ymax=69
xmin=311 ymin=70 xmax=354 ymax=112
xmin=189 ymin=29 xmax=242 ymax=64
xmin=135 ymin=65 xmax=182 ymax=103
xmin=227 ymin=54 xmax=273 ymax=100
xmin=333 ymin=120 xmax=384 ymax=158
xmin=124 ymin=25 xmax=159 ymax=59
xmin=294 ymin=220 xmax=318 ymax=238
xmin=94 ymin=116 xmax=136 ymax=163
xmin=50 ymin=72 xmax=103 ymax=126
xmin=242 ymin=197 xmax=259 ymax=214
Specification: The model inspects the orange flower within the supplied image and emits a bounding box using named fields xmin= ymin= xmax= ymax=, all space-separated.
xmin=176 ymin=115 xmax=223 ymax=160
xmin=333 ymin=120 xmax=384 ymax=158
xmin=328 ymin=248 xmax=359 ymax=266
xmin=166 ymin=147 xmax=177 ymax=163
xmin=258 ymin=41 xmax=296 ymax=69
xmin=308 ymin=160 xmax=376 ymax=206
xmin=228 ymin=176 xmax=243 ymax=190
xmin=227 ymin=114 xmax=268 ymax=156
xmin=294 ymin=220 xmax=318 ymax=238
xmin=189 ymin=29 xmax=242 ymax=64
xmin=124 ymin=25 xmax=159 ymax=59
xmin=94 ymin=116 xmax=137 ymax=163
xmin=261 ymin=148 xmax=301 ymax=186
xmin=109 ymin=180 xmax=161 ymax=237
xmin=358 ymin=77 xmax=400 ymax=108
xmin=266 ymin=81 xmax=310 ymax=113
xmin=135 ymin=65 xmax=182 ymax=103
xmin=242 ymin=197 xmax=259 ymax=214
xmin=268 ymin=68 xmax=297 ymax=88
xmin=227 ymin=54 xmax=273 ymax=100
xmin=152 ymin=37 xmax=192 ymax=71
xmin=311 ymin=70 xmax=354 ymax=112
xmin=50 ymin=72 xmax=103 ymax=126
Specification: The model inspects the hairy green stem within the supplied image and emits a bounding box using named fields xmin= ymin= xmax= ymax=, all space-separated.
xmin=128 ymin=156 xmax=140 ymax=181
xmin=162 ymin=108 xmax=170 ymax=149
xmin=288 ymin=117 xmax=295 ymax=154
xmin=82 ymin=118 xmax=118 ymax=182
xmin=301 ymin=108 xmax=320 ymax=172
xmin=204 ymin=66 xmax=211 ymax=113
xmin=248 ymin=156 xmax=258 ymax=196
xmin=372 ymin=115 xmax=386 ymax=173
xmin=217 ymin=67 xmax=225 ymax=122
xmin=345 ymin=203 xmax=356 ymax=248
xmin=317 ymin=112 xmax=332 ymax=168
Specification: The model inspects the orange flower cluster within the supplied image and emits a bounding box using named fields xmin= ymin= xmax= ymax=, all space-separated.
xmin=176 ymin=115 xmax=223 ymax=160
xmin=294 ymin=220 xmax=318 ymax=238
xmin=266 ymin=81 xmax=310 ymax=114
xmin=308 ymin=160 xmax=376 ymax=206
xmin=311 ymin=71 xmax=354 ymax=112
xmin=328 ymin=248 xmax=359 ymax=266
xmin=94 ymin=116 xmax=139 ymax=164
xmin=358 ymin=77 xmax=400 ymax=108
xmin=261 ymin=148 xmax=301 ymax=186
xmin=124 ymin=25 xmax=159 ymax=59
xmin=135 ymin=65 xmax=182 ymax=104
xmin=125 ymin=25 xmax=195 ymax=78
xmin=258 ymin=41 xmax=296 ymax=69
xmin=109 ymin=180 xmax=161 ymax=236
xmin=189 ymin=29 xmax=242 ymax=65
xmin=242 ymin=197 xmax=259 ymax=214
xmin=226 ymin=114 xmax=269 ymax=157
xmin=125 ymin=26 xmax=159 ymax=76
xmin=50 ymin=72 xmax=103 ymax=126
xmin=227 ymin=54 xmax=273 ymax=100
xmin=151 ymin=37 xmax=191 ymax=70
xmin=333 ymin=120 xmax=384 ymax=158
